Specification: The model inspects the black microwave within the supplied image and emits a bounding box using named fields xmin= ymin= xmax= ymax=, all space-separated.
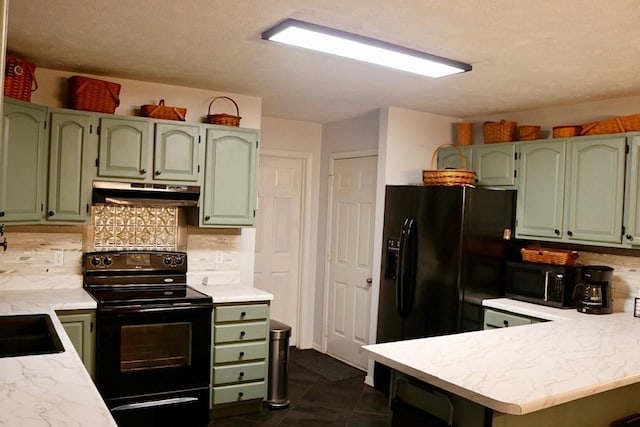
xmin=505 ymin=261 xmax=581 ymax=308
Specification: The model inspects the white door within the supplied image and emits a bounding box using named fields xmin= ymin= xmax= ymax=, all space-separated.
xmin=326 ymin=154 xmax=378 ymax=369
xmin=254 ymin=155 xmax=304 ymax=346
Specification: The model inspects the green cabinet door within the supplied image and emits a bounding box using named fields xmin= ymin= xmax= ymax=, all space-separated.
xmin=47 ymin=111 xmax=98 ymax=222
xmin=624 ymin=135 xmax=640 ymax=245
xmin=473 ymin=144 xmax=516 ymax=187
xmin=56 ymin=310 xmax=95 ymax=378
xmin=564 ymin=136 xmax=626 ymax=244
xmin=516 ymin=140 xmax=566 ymax=239
xmin=153 ymin=123 xmax=200 ymax=182
xmin=0 ymin=99 xmax=47 ymax=222
xmin=98 ymin=117 xmax=150 ymax=179
xmin=201 ymin=127 xmax=258 ymax=226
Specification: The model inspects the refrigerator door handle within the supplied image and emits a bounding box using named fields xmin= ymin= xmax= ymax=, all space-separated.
xmin=397 ymin=217 xmax=416 ymax=317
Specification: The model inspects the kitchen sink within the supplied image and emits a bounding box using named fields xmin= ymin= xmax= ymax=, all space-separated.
xmin=0 ymin=314 xmax=64 ymax=358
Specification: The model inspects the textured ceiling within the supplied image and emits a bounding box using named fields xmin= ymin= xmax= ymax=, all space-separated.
xmin=6 ymin=0 xmax=640 ymax=123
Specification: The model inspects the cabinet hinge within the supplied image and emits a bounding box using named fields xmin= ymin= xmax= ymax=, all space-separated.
xmin=198 ymin=135 xmax=201 ymax=144
xmin=197 ymin=165 xmax=200 ymax=173
xmin=626 ymin=144 xmax=630 ymax=154
xmin=86 ymin=204 xmax=89 ymax=213
xmin=44 ymin=120 xmax=47 ymax=130
xmin=514 ymin=152 xmax=518 ymax=160
xmin=90 ymin=124 xmax=93 ymax=134
xmin=40 ymin=203 xmax=44 ymax=213
xmin=256 ymin=140 xmax=259 ymax=149
xmin=96 ymin=126 xmax=101 ymax=136
xmin=90 ymin=322 xmax=94 ymax=333
xmin=514 ymin=169 xmax=517 ymax=179
xmin=95 ymin=158 xmax=99 ymax=168
xmin=253 ymin=209 xmax=256 ymax=218
xmin=622 ymin=225 xmax=626 ymax=236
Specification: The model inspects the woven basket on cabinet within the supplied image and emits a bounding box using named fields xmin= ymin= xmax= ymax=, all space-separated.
xmin=4 ymin=55 xmax=37 ymax=101
xmin=422 ymin=144 xmax=476 ymax=186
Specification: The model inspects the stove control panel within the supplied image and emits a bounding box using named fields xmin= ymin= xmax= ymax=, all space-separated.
xmin=84 ymin=251 xmax=187 ymax=272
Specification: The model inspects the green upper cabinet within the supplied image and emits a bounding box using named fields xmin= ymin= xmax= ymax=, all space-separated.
xmin=98 ymin=117 xmax=151 ymax=180
xmin=98 ymin=117 xmax=200 ymax=183
xmin=201 ymin=127 xmax=258 ymax=226
xmin=153 ymin=122 xmax=200 ymax=181
xmin=624 ymin=134 xmax=640 ymax=245
xmin=47 ymin=111 xmax=98 ymax=222
xmin=516 ymin=140 xmax=566 ymax=239
xmin=0 ymin=99 xmax=48 ymax=222
xmin=563 ymin=136 xmax=626 ymax=244
xmin=473 ymin=144 xmax=516 ymax=187
xmin=516 ymin=136 xmax=626 ymax=245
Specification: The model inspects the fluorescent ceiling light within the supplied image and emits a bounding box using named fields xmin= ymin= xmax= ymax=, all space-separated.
xmin=261 ymin=19 xmax=471 ymax=78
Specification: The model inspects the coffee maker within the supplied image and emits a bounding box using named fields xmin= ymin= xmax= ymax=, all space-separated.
xmin=576 ymin=265 xmax=614 ymax=314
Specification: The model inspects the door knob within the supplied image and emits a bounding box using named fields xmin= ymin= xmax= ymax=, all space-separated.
xmin=366 ymin=278 xmax=373 ymax=288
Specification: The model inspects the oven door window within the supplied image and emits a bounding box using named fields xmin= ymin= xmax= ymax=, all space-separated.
xmin=120 ymin=322 xmax=192 ymax=372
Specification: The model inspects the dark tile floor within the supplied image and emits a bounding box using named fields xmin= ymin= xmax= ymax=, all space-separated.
xmin=210 ymin=348 xmax=389 ymax=426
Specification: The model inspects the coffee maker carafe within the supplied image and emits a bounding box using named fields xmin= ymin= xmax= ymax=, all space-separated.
xmin=576 ymin=265 xmax=614 ymax=314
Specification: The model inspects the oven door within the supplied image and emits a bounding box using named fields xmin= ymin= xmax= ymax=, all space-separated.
xmin=95 ymin=303 xmax=212 ymax=399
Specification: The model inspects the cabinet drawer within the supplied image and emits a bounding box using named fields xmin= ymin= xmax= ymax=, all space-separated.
xmin=484 ymin=309 xmax=533 ymax=329
xmin=213 ymin=341 xmax=267 ymax=364
xmin=213 ymin=361 xmax=266 ymax=385
xmin=214 ymin=321 xmax=268 ymax=344
xmin=212 ymin=381 xmax=265 ymax=405
xmin=214 ymin=304 xmax=268 ymax=322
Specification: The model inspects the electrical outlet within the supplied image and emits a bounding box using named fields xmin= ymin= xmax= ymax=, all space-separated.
xmin=215 ymin=251 xmax=224 ymax=264
xmin=52 ymin=249 xmax=64 ymax=266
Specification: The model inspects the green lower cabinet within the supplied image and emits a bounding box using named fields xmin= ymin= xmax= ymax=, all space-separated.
xmin=210 ymin=302 xmax=269 ymax=417
xmin=56 ymin=310 xmax=95 ymax=378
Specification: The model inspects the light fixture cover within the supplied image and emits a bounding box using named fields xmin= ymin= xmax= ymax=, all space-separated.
xmin=261 ymin=18 xmax=472 ymax=78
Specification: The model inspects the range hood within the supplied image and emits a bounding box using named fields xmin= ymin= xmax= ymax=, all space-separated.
xmin=92 ymin=181 xmax=200 ymax=207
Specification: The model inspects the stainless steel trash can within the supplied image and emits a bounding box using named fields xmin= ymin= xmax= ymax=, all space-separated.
xmin=266 ymin=319 xmax=291 ymax=409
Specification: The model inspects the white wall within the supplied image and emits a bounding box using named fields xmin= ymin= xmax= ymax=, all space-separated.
xmin=259 ymin=116 xmax=322 ymax=349
xmin=31 ymin=68 xmax=262 ymax=129
xmin=315 ymin=110 xmax=382 ymax=348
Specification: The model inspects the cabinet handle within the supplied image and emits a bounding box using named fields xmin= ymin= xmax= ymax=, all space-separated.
xmin=240 ymin=311 xmax=247 ymax=318
xmin=240 ymin=331 xmax=246 ymax=337
xmin=154 ymin=170 xmax=161 ymax=176
xmin=627 ymin=235 xmax=634 ymax=241
xmin=567 ymin=230 xmax=573 ymax=237
xmin=48 ymin=211 xmax=55 ymax=217
xmin=239 ymin=351 xmax=245 ymax=358
xmin=238 ymin=392 xmax=244 ymax=398
xmin=554 ymin=229 xmax=560 ymax=235
xmin=239 ymin=372 xmax=245 ymax=377
xmin=140 ymin=169 xmax=147 ymax=174
xmin=503 ymin=320 xmax=509 ymax=327
xmin=204 ymin=215 xmax=211 ymax=221
xmin=0 ymin=211 xmax=4 ymax=217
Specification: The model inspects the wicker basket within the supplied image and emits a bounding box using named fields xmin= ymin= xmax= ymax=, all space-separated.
xmin=4 ymin=54 xmax=37 ymax=101
xmin=141 ymin=99 xmax=186 ymax=121
xmin=422 ymin=144 xmax=476 ymax=186
xmin=205 ymin=96 xmax=241 ymax=126
xmin=617 ymin=113 xmax=640 ymax=132
xmin=552 ymin=125 xmax=582 ymax=138
xmin=581 ymin=117 xmax=625 ymax=136
xmin=483 ymin=120 xmax=517 ymax=143
xmin=456 ymin=122 xmax=473 ymax=146
xmin=518 ymin=125 xmax=541 ymax=141
xmin=68 ymin=76 xmax=121 ymax=114
xmin=521 ymin=248 xmax=579 ymax=266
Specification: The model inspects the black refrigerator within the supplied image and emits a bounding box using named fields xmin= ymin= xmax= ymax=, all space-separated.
xmin=374 ymin=185 xmax=520 ymax=391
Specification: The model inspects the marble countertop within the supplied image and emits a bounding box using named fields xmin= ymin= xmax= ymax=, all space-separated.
xmin=190 ymin=283 xmax=274 ymax=303
xmin=363 ymin=298 xmax=640 ymax=416
xmin=0 ymin=285 xmax=273 ymax=426
xmin=0 ymin=288 xmax=116 ymax=427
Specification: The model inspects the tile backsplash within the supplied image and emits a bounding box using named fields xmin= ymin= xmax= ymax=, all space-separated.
xmin=92 ymin=205 xmax=179 ymax=250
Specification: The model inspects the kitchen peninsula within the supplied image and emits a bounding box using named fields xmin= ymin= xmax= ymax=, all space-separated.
xmin=363 ymin=298 xmax=640 ymax=426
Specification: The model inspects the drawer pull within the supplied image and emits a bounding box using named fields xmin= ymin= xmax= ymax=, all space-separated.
xmin=241 ymin=311 xmax=247 ymax=317
xmin=239 ymin=372 xmax=245 ymax=377
xmin=238 ymin=392 xmax=244 ymax=398
xmin=239 ymin=351 xmax=245 ymax=358
xmin=240 ymin=331 xmax=246 ymax=337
